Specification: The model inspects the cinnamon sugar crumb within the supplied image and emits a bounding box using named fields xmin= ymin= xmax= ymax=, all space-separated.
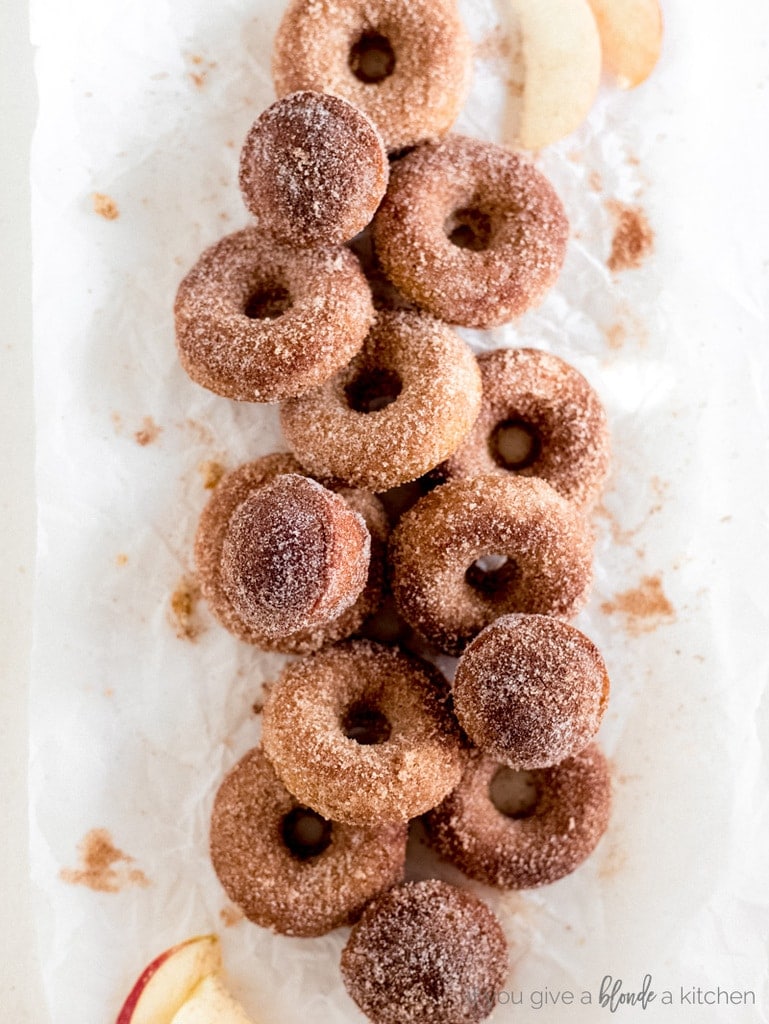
xmin=135 ymin=416 xmax=161 ymax=446
xmin=115 ymin=553 xmax=128 ymax=567
xmin=220 ymin=905 xmax=245 ymax=927
xmin=199 ymin=460 xmax=225 ymax=489
xmin=475 ymin=27 xmax=512 ymax=61
xmin=607 ymin=201 xmax=654 ymax=272
xmin=600 ymin=574 xmax=675 ymax=634
xmin=93 ymin=193 xmax=119 ymax=220
xmin=169 ymin=575 xmax=204 ymax=640
xmin=60 ymin=829 xmax=149 ymax=893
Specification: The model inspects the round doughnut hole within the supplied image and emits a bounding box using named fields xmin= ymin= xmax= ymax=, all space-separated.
xmin=489 ymin=766 xmax=539 ymax=820
xmin=281 ymin=807 xmax=333 ymax=860
xmin=465 ymin=554 xmax=518 ymax=595
xmin=342 ymin=701 xmax=392 ymax=745
xmin=349 ymin=32 xmax=396 ymax=84
xmin=244 ymin=285 xmax=292 ymax=320
xmin=345 ymin=368 xmax=402 ymax=413
xmin=491 ymin=419 xmax=541 ymax=470
xmin=445 ymin=206 xmax=494 ymax=252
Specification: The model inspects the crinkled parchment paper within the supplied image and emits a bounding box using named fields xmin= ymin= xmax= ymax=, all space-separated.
xmin=30 ymin=0 xmax=769 ymax=1021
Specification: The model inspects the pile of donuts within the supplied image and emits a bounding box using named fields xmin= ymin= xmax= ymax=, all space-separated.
xmin=175 ymin=2 xmax=617 ymax=1022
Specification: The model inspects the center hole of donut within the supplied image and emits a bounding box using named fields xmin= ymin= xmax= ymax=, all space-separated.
xmin=445 ymin=207 xmax=494 ymax=252
xmin=281 ymin=807 xmax=333 ymax=860
xmin=491 ymin=419 xmax=541 ymax=470
xmin=345 ymin=368 xmax=402 ymax=413
xmin=244 ymin=285 xmax=292 ymax=320
xmin=489 ymin=767 xmax=539 ymax=819
xmin=465 ymin=554 xmax=518 ymax=595
xmin=342 ymin=702 xmax=392 ymax=745
xmin=349 ymin=32 xmax=396 ymax=84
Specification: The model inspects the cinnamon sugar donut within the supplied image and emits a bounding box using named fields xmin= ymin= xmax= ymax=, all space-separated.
xmin=453 ymin=615 xmax=610 ymax=770
xmin=272 ymin=0 xmax=472 ymax=153
xmin=341 ymin=880 xmax=508 ymax=1024
xmin=219 ymin=473 xmax=369 ymax=639
xmin=389 ymin=475 xmax=594 ymax=656
xmin=280 ymin=310 xmax=482 ymax=491
xmin=439 ymin=348 xmax=610 ymax=509
xmin=239 ymin=91 xmax=388 ymax=248
xmin=175 ymin=228 xmax=373 ymax=403
xmin=195 ymin=453 xmax=388 ymax=654
xmin=372 ymin=135 xmax=569 ymax=328
xmin=261 ymin=640 xmax=467 ymax=825
xmin=210 ymin=746 xmax=406 ymax=936
xmin=424 ymin=745 xmax=612 ymax=889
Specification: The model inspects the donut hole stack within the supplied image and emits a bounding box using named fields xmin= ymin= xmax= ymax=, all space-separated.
xmin=171 ymin=3 xmax=622 ymax=1021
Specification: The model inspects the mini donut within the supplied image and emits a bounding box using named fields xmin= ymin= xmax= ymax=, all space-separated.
xmin=219 ymin=473 xmax=370 ymax=640
xmin=453 ymin=614 xmax=610 ymax=770
xmin=195 ymin=453 xmax=388 ymax=654
xmin=210 ymin=746 xmax=406 ymax=936
xmin=424 ymin=745 xmax=612 ymax=889
xmin=438 ymin=347 xmax=610 ymax=509
xmin=341 ymin=879 xmax=508 ymax=1024
xmin=280 ymin=310 xmax=483 ymax=491
xmin=239 ymin=91 xmax=388 ymax=249
xmin=261 ymin=639 xmax=467 ymax=825
xmin=389 ymin=474 xmax=594 ymax=656
xmin=272 ymin=0 xmax=472 ymax=153
xmin=372 ymin=135 xmax=569 ymax=328
xmin=175 ymin=228 xmax=373 ymax=403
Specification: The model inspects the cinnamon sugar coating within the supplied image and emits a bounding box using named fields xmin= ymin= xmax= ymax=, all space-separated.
xmin=372 ymin=136 xmax=569 ymax=328
xmin=424 ymin=745 xmax=612 ymax=889
xmin=239 ymin=91 xmax=388 ymax=248
xmin=280 ymin=309 xmax=482 ymax=491
xmin=175 ymin=228 xmax=373 ymax=403
xmin=341 ymin=880 xmax=508 ymax=1024
xmin=219 ymin=474 xmax=369 ymax=639
xmin=272 ymin=0 xmax=472 ymax=152
xmin=389 ymin=475 xmax=594 ymax=656
xmin=195 ymin=454 xmax=388 ymax=654
xmin=453 ymin=615 xmax=610 ymax=769
xmin=438 ymin=348 xmax=610 ymax=509
xmin=261 ymin=640 xmax=468 ymax=825
xmin=210 ymin=746 xmax=406 ymax=936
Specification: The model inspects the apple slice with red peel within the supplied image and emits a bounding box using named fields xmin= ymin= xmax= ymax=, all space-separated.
xmin=169 ymin=974 xmax=254 ymax=1024
xmin=504 ymin=0 xmax=602 ymax=150
xmin=116 ymin=935 xmax=222 ymax=1024
xmin=586 ymin=0 xmax=663 ymax=88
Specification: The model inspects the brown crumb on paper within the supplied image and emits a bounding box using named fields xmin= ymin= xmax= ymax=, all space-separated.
xmin=115 ymin=553 xmax=128 ymax=567
xmin=601 ymin=574 xmax=675 ymax=635
xmin=187 ymin=53 xmax=217 ymax=89
xmin=135 ymin=416 xmax=162 ymax=446
xmin=607 ymin=201 xmax=654 ymax=272
xmin=60 ymin=829 xmax=149 ymax=893
xmin=199 ymin=460 xmax=225 ymax=490
xmin=170 ymin=575 xmax=204 ymax=641
xmin=220 ymin=905 xmax=245 ymax=927
xmin=93 ymin=193 xmax=119 ymax=220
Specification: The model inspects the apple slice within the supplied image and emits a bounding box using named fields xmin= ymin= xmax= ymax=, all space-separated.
xmin=504 ymin=0 xmax=602 ymax=150
xmin=169 ymin=974 xmax=254 ymax=1024
xmin=586 ymin=0 xmax=663 ymax=88
xmin=116 ymin=935 xmax=222 ymax=1024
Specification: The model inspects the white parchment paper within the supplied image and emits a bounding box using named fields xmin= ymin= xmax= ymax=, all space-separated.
xmin=30 ymin=0 xmax=769 ymax=1021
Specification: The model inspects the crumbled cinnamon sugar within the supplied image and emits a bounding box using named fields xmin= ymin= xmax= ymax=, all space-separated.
xmin=134 ymin=416 xmax=161 ymax=446
xmin=187 ymin=53 xmax=217 ymax=89
xmin=606 ymin=322 xmax=627 ymax=350
xmin=115 ymin=553 xmax=129 ymax=567
xmin=93 ymin=193 xmax=119 ymax=220
xmin=169 ymin=575 xmax=204 ymax=641
xmin=198 ymin=460 xmax=226 ymax=490
xmin=60 ymin=829 xmax=149 ymax=893
xmin=606 ymin=201 xmax=654 ymax=272
xmin=600 ymin=574 xmax=675 ymax=634
xmin=588 ymin=170 xmax=603 ymax=193
xmin=475 ymin=26 xmax=513 ymax=61
xmin=219 ymin=905 xmax=245 ymax=927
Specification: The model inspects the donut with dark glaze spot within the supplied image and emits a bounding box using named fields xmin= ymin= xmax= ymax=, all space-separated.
xmin=372 ymin=135 xmax=569 ymax=328
xmin=424 ymin=745 xmax=612 ymax=889
xmin=210 ymin=746 xmax=406 ymax=936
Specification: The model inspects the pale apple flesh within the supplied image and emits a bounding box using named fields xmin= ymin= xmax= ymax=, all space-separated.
xmin=587 ymin=0 xmax=663 ymax=88
xmin=169 ymin=974 xmax=254 ymax=1024
xmin=116 ymin=934 xmax=222 ymax=1024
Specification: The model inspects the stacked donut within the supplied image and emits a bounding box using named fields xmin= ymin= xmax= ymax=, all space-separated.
xmin=175 ymin=2 xmax=617 ymax=1022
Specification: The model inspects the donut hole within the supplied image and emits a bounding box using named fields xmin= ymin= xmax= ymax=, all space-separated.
xmin=465 ymin=554 xmax=518 ymax=595
xmin=445 ymin=206 xmax=495 ymax=252
xmin=491 ymin=419 xmax=541 ymax=470
xmin=349 ymin=32 xmax=396 ymax=84
xmin=345 ymin=368 xmax=403 ymax=413
xmin=489 ymin=767 xmax=539 ymax=820
xmin=342 ymin=701 xmax=392 ymax=745
xmin=281 ymin=807 xmax=333 ymax=860
xmin=244 ymin=285 xmax=292 ymax=320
